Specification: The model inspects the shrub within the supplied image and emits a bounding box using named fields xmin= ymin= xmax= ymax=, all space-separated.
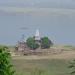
xmin=0 ymin=47 xmax=15 ymax=75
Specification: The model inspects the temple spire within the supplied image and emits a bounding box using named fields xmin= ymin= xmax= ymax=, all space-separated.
xmin=35 ymin=29 xmax=40 ymax=40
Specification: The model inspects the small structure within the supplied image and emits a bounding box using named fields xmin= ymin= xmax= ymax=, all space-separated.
xmin=17 ymin=41 xmax=27 ymax=52
xmin=15 ymin=29 xmax=41 ymax=54
xmin=15 ymin=41 xmax=30 ymax=55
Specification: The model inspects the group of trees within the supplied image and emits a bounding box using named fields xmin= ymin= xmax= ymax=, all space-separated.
xmin=26 ymin=36 xmax=53 ymax=50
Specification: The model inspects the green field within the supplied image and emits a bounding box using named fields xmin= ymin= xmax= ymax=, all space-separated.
xmin=12 ymin=59 xmax=71 ymax=75
xmin=9 ymin=45 xmax=75 ymax=75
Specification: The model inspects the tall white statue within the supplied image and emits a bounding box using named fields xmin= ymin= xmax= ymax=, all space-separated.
xmin=35 ymin=29 xmax=40 ymax=41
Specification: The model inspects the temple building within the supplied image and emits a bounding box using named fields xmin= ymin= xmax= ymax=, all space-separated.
xmin=15 ymin=29 xmax=41 ymax=52
xmin=15 ymin=29 xmax=53 ymax=55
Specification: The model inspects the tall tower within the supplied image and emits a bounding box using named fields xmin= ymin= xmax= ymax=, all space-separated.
xmin=35 ymin=29 xmax=40 ymax=41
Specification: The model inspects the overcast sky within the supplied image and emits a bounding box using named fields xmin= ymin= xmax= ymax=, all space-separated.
xmin=0 ymin=0 xmax=75 ymax=9
xmin=0 ymin=0 xmax=75 ymax=45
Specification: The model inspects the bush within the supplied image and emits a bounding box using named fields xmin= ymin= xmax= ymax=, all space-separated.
xmin=0 ymin=47 xmax=15 ymax=75
xmin=68 ymin=59 xmax=75 ymax=75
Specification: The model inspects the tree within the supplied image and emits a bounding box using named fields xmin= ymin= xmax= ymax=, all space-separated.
xmin=26 ymin=37 xmax=39 ymax=50
xmin=41 ymin=37 xmax=53 ymax=49
xmin=0 ymin=47 xmax=15 ymax=75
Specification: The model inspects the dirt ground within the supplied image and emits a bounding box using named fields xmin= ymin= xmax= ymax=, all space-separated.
xmin=12 ymin=50 xmax=75 ymax=60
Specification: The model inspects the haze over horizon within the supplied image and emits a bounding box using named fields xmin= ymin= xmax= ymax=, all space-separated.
xmin=0 ymin=0 xmax=75 ymax=9
xmin=0 ymin=0 xmax=75 ymax=45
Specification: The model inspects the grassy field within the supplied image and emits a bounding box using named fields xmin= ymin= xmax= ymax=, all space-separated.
xmin=10 ymin=45 xmax=75 ymax=75
xmin=12 ymin=58 xmax=72 ymax=75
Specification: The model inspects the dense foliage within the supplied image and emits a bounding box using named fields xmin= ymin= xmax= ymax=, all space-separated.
xmin=0 ymin=47 xmax=15 ymax=75
xmin=69 ymin=59 xmax=75 ymax=75
xmin=41 ymin=37 xmax=53 ymax=49
xmin=26 ymin=37 xmax=39 ymax=50
xmin=26 ymin=36 xmax=53 ymax=50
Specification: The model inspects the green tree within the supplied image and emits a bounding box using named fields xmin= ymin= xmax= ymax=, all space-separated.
xmin=26 ymin=37 xmax=39 ymax=50
xmin=0 ymin=47 xmax=15 ymax=75
xmin=41 ymin=37 xmax=53 ymax=49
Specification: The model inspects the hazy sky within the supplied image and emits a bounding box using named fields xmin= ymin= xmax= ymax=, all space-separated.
xmin=0 ymin=0 xmax=75 ymax=45
xmin=0 ymin=0 xmax=75 ymax=9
